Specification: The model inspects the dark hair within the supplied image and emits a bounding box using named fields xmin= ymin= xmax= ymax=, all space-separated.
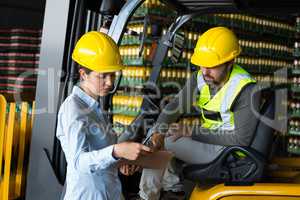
xmin=78 ymin=65 xmax=92 ymax=82
xmin=78 ymin=66 xmax=92 ymax=75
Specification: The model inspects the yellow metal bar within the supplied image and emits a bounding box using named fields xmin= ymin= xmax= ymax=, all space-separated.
xmin=271 ymin=157 xmax=300 ymax=168
xmin=0 ymin=95 xmax=7 ymax=196
xmin=0 ymin=99 xmax=35 ymax=199
xmin=190 ymin=183 xmax=300 ymax=200
xmin=31 ymin=101 xmax=35 ymax=131
xmin=15 ymin=102 xmax=28 ymax=198
xmin=220 ymin=196 xmax=300 ymax=200
xmin=10 ymin=104 xmax=20 ymax=199
xmin=2 ymin=103 xmax=16 ymax=200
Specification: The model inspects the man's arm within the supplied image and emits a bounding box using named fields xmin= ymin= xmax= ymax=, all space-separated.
xmin=191 ymin=83 xmax=261 ymax=146
xmin=150 ymin=72 xmax=198 ymax=134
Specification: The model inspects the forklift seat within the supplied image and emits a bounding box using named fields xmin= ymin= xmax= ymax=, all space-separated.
xmin=183 ymin=90 xmax=275 ymax=185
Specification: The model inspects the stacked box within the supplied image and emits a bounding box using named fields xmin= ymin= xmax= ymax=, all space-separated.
xmin=287 ymin=16 xmax=300 ymax=155
xmin=0 ymin=29 xmax=41 ymax=95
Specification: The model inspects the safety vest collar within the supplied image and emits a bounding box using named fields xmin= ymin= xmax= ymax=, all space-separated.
xmin=197 ymin=64 xmax=256 ymax=130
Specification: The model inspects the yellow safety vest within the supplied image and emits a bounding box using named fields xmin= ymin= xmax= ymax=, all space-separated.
xmin=197 ymin=64 xmax=256 ymax=130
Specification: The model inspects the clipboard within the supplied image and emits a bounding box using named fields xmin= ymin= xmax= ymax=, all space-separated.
xmin=119 ymin=150 xmax=174 ymax=169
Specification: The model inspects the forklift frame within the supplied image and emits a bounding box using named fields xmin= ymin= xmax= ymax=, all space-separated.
xmin=26 ymin=0 xmax=300 ymax=199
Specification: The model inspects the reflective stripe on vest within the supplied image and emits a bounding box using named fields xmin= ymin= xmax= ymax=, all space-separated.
xmin=197 ymin=64 xmax=256 ymax=130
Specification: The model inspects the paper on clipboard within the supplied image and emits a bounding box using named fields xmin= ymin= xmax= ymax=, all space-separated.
xmin=120 ymin=151 xmax=174 ymax=169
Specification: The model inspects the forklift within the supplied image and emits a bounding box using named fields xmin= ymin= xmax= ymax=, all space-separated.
xmin=25 ymin=0 xmax=300 ymax=199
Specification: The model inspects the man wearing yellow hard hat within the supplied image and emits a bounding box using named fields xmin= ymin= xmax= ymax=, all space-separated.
xmin=138 ymin=27 xmax=260 ymax=200
xmin=56 ymin=31 xmax=153 ymax=200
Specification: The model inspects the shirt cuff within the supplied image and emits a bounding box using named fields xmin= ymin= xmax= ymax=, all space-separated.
xmin=102 ymin=145 xmax=119 ymax=166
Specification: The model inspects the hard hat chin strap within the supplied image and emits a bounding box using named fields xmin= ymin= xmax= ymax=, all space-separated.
xmin=108 ymin=72 xmax=122 ymax=95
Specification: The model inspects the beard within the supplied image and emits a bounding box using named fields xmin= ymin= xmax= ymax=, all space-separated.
xmin=203 ymin=65 xmax=231 ymax=88
xmin=204 ymin=76 xmax=218 ymax=86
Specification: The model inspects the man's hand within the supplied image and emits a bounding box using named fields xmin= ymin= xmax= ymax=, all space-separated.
xmin=113 ymin=142 xmax=153 ymax=160
xmin=119 ymin=164 xmax=141 ymax=176
xmin=166 ymin=123 xmax=192 ymax=142
xmin=151 ymin=133 xmax=165 ymax=151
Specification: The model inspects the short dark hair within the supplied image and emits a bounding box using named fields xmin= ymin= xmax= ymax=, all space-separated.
xmin=78 ymin=65 xmax=92 ymax=75
xmin=78 ymin=65 xmax=92 ymax=82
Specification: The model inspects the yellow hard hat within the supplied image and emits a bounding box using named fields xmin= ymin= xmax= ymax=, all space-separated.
xmin=72 ymin=31 xmax=124 ymax=73
xmin=191 ymin=27 xmax=241 ymax=68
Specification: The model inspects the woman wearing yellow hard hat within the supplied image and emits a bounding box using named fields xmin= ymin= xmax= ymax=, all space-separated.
xmin=56 ymin=31 xmax=152 ymax=200
xmin=138 ymin=27 xmax=260 ymax=200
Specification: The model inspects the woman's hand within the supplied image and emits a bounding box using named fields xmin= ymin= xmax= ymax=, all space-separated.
xmin=113 ymin=142 xmax=153 ymax=160
xmin=166 ymin=123 xmax=192 ymax=142
xmin=119 ymin=164 xmax=141 ymax=176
